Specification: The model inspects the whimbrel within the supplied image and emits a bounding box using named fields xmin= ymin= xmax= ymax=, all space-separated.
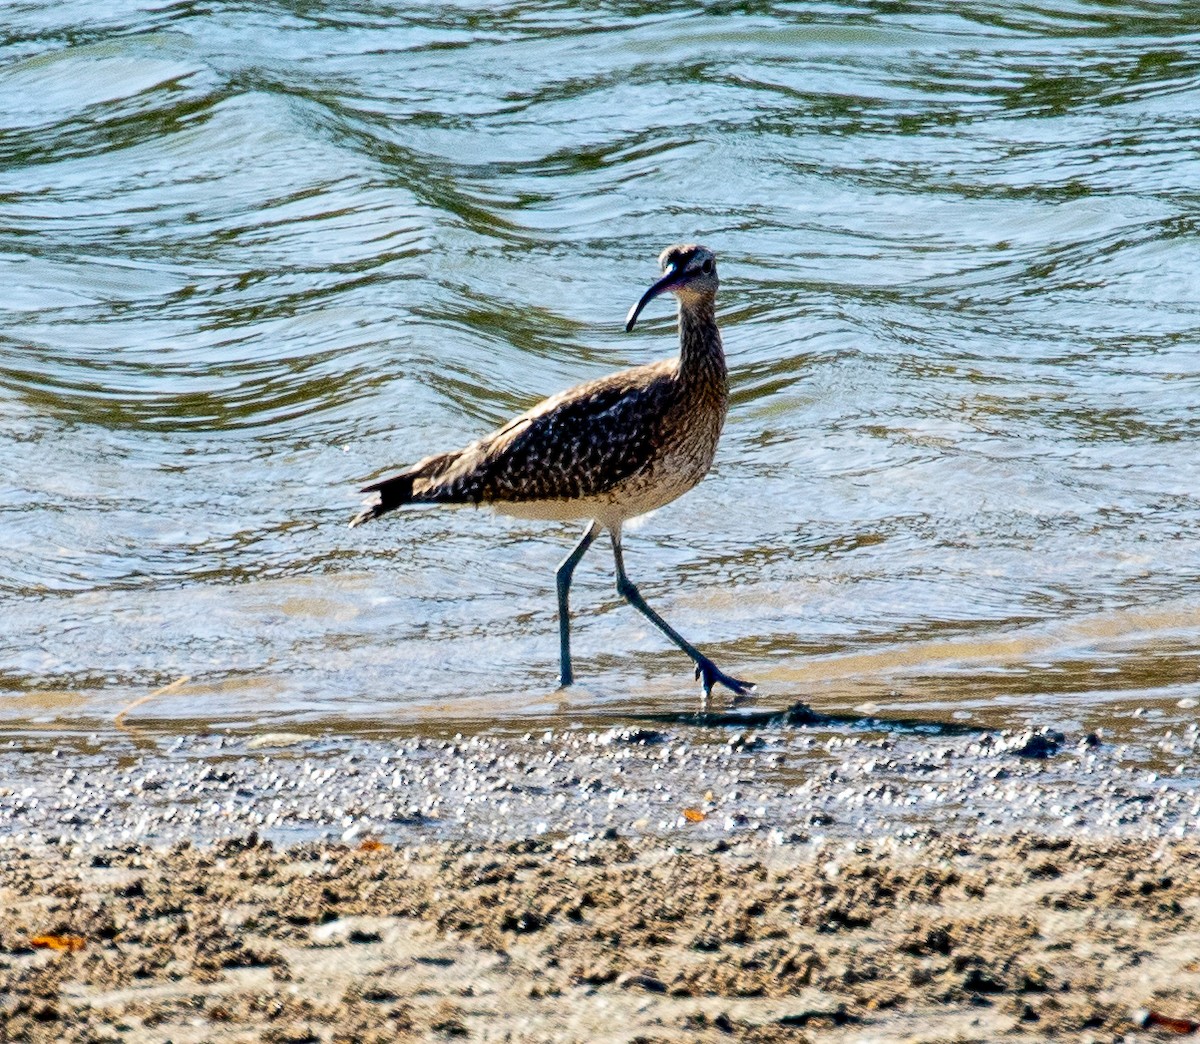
xmin=351 ymin=244 xmax=753 ymax=701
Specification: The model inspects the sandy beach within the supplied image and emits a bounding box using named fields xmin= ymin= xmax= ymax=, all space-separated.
xmin=2 ymin=706 xmax=1199 ymax=1042
xmin=2 ymin=832 xmax=1199 ymax=1042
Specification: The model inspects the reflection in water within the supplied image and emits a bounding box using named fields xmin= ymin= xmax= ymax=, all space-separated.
xmin=1 ymin=2 xmax=1198 ymax=738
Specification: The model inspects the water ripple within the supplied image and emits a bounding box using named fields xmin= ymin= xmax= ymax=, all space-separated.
xmin=2 ymin=0 xmax=1199 ymax=730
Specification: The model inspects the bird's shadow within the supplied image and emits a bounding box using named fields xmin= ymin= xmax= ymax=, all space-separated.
xmin=627 ymin=700 xmax=982 ymax=737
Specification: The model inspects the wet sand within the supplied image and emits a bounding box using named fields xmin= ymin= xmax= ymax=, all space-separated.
xmin=2 ymin=706 xmax=1199 ymax=1041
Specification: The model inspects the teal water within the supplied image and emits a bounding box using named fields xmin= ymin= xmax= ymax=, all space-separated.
xmin=2 ymin=2 xmax=1199 ymax=737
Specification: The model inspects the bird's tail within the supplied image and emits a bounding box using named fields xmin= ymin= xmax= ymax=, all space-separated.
xmin=349 ymin=471 xmax=417 ymax=527
xmin=349 ymin=451 xmax=463 ymax=527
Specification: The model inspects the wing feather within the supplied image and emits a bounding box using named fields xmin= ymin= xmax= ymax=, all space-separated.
xmin=413 ymin=361 xmax=678 ymax=505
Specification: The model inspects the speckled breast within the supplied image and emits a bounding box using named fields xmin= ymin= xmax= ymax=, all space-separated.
xmin=499 ymin=380 xmax=727 ymax=529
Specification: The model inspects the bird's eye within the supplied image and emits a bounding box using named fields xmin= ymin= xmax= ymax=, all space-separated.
xmin=701 ymin=259 xmax=713 ymax=274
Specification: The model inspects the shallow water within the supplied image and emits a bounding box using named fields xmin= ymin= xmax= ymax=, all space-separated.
xmin=2 ymin=1 xmax=1199 ymax=741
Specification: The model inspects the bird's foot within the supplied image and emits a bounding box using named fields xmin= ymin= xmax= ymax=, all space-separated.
xmin=695 ymin=657 xmax=756 ymax=700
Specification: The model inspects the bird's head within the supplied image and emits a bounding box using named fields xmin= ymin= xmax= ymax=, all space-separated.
xmin=624 ymin=244 xmax=719 ymax=332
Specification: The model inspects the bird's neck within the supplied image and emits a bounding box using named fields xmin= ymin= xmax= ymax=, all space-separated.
xmin=677 ymin=300 xmax=727 ymax=387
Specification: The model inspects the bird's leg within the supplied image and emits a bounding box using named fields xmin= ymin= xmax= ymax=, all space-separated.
xmin=610 ymin=528 xmax=755 ymax=702
xmin=556 ymin=520 xmax=602 ymax=687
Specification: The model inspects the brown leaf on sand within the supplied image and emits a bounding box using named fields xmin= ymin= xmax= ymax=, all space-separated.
xmin=357 ymin=837 xmax=388 ymax=852
xmin=1135 ymin=1009 xmax=1200 ymax=1034
xmin=30 ymin=934 xmax=85 ymax=952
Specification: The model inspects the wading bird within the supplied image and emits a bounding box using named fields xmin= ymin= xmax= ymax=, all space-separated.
xmin=351 ymin=244 xmax=753 ymax=702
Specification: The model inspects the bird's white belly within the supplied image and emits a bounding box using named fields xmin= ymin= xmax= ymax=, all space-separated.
xmin=494 ymin=433 xmax=716 ymax=528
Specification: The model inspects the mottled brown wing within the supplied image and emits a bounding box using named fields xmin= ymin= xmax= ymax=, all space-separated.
xmin=413 ymin=363 xmax=678 ymax=505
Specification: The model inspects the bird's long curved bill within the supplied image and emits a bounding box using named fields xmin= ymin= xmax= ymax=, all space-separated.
xmin=624 ymin=268 xmax=681 ymax=332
